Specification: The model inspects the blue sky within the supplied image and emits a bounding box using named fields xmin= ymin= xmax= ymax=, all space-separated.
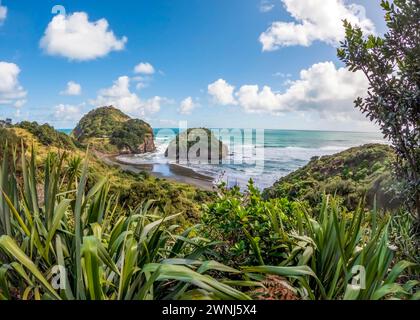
xmin=0 ymin=0 xmax=387 ymax=131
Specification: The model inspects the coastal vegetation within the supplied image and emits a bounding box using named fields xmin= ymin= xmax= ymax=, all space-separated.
xmin=203 ymin=182 xmax=418 ymax=299
xmin=264 ymin=144 xmax=400 ymax=211
xmin=0 ymin=144 xmax=417 ymax=300
xmin=72 ymin=106 xmax=155 ymax=154
xmin=0 ymin=123 xmax=210 ymax=223
xmin=0 ymin=146 xmax=248 ymax=300
xmin=0 ymin=128 xmax=19 ymax=149
xmin=110 ymin=119 xmax=155 ymax=154
xmin=0 ymin=0 xmax=418 ymax=301
xmin=338 ymin=0 xmax=420 ymax=219
xmin=17 ymin=121 xmax=78 ymax=150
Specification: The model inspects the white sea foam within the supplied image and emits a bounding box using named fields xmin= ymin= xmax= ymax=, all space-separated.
xmin=117 ymin=129 xmax=385 ymax=190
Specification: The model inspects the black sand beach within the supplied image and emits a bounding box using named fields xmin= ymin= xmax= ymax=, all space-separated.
xmin=101 ymin=155 xmax=215 ymax=191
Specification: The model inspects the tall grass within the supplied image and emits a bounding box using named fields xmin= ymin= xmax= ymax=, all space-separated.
xmin=243 ymin=197 xmax=419 ymax=300
xmin=0 ymin=145 xmax=250 ymax=300
xmin=203 ymin=182 xmax=418 ymax=300
xmin=0 ymin=144 xmax=417 ymax=300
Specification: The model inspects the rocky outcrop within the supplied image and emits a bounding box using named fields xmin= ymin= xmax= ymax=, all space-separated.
xmin=139 ymin=134 xmax=156 ymax=153
xmin=72 ymin=106 xmax=156 ymax=155
xmin=165 ymin=128 xmax=228 ymax=163
xmin=119 ymin=134 xmax=156 ymax=154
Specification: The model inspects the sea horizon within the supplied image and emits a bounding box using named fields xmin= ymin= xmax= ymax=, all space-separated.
xmin=58 ymin=127 xmax=382 ymax=135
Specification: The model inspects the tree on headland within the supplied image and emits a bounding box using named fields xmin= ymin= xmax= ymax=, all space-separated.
xmin=338 ymin=0 xmax=420 ymax=220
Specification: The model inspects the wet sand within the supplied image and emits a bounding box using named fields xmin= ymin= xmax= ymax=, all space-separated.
xmin=101 ymin=154 xmax=215 ymax=191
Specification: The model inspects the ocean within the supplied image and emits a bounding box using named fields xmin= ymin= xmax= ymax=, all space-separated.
xmin=61 ymin=128 xmax=386 ymax=189
xmin=119 ymin=129 xmax=386 ymax=190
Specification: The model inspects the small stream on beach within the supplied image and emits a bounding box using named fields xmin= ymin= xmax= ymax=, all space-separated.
xmin=116 ymin=129 xmax=386 ymax=190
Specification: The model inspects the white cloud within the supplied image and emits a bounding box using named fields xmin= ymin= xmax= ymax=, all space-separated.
xmin=236 ymin=85 xmax=288 ymax=114
xmin=178 ymin=97 xmax=196 ymax=115
xmin=209 ymin=61 xmax=369 ymax=122
xmin=143 ymin=96 xmax=166 ymax=114
xmin=133 ymin=63 xmax=156 ymax=90
xmin=0 ymin=5 xmax=7 ymax=24
xmin=53 ymin=104 xmax=84 ymax=121
xmin=134 ymin=62 xmax=155 ymax=75
xmin=259 ymin=0 xmax=375 ymax=51
xmin=40 ymin=12 xmax=127 ymax=61
xmin=208 ymin=79 xmax=237 ymax=105
xmin=61 ymin=81 xmax=82 ymax=96
xmin=260 ymin=1 xmax=275 ymax=13
xmin=0 ymin=61 xmax=27 ymax=108
xmin=91 ymin=76 xmax=168 ymax=117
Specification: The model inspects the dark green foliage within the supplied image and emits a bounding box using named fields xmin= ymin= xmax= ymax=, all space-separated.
xmin=72 ymin=106 xmax=155 ymax=154
xmin=202 ymin=181 xmax=305 ymax=267
xmin=110 ymin=119 xmax=154 ymax=153
xmin=119 ymin=176 xmax=214 ymax=223
xmin=264 ymin=144 xmax=400 ymax=210
xmin=337 ymin=0 xmax=420 ymax=218
xmin=17 ymin=121 xmax=77 ymax=150
xmin=203 ymin=183 xmax=419 ymax=300
xmin=390 ymin=210 xmax=420 ymax=265
xmin=165 ymin=128 xmax=228 ymax=162
xmin=72 ymin=106 xmax=130 ymax=141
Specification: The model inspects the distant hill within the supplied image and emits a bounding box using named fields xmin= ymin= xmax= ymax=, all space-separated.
xmin=0 ymin=122 xmax=84 ymax=163
xmin=165 ymin=128 xmax=229 ymax=163
xmin=263 ymin=144 xmax=401 ymax=210
xmin=17 ymin=121 xmax=78 ymax=150
xmin=72 ymin=106 xmax=155 ymax=154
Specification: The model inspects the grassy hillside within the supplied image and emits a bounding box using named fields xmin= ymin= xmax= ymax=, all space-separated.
xmin=1 ymin=125 xmax=213 ymax=223
xmin=264 ymin=144 xmax=400 ymax=210
xmin=72 ymin=106 xmax=130 ymax=141
xmin=72 ymin=106 xmax=155 ymax=154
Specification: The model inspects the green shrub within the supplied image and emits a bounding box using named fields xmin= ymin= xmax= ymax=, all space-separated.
xmin=204 ymin=183 xmax=419 ymax=300
xmin=17 ymin=121 xmax=77 ymax=150
xmin=202 ymin=180 xmax=308 ymax=267
xmin=264 ymin=144 xmax=401 ymax=211
xmin=110 ymin=119 xmax=153 ymax=153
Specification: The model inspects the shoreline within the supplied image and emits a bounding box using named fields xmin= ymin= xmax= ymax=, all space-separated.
xmin=100 ymin=153 xmax=215 ymax=191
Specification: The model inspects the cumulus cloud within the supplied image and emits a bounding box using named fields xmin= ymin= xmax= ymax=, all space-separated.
xmin=91 ymin=76 xmax=168 ymax=117
xmin=236 ymin=85 xmax=287 ymax=114
xmin=61 ymin=81 xmax=82 ymax=96
xmin=53 ymin=104 xmax=84 ymax=121
xmin=40 ymin=12 xmax=127 ymax=61
xmin=0 ymin=61 xmax=27 ymax=108
xmin=208 ymin=79 xmax=237 ymax=105
xmin=134 ymin=62 xmax=155 ymax=75
xmin=178 ymin=97 xmax=196 ymax=115
xmin=209 ymin=61 xmax=369 ymax=122
xmin=143 ymin=96 xmax=167 ymax=114
xmin=0 ymin=5 xmax=7 ymax=24
xmin=259 ymin=0 xmax=375 ymax=51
